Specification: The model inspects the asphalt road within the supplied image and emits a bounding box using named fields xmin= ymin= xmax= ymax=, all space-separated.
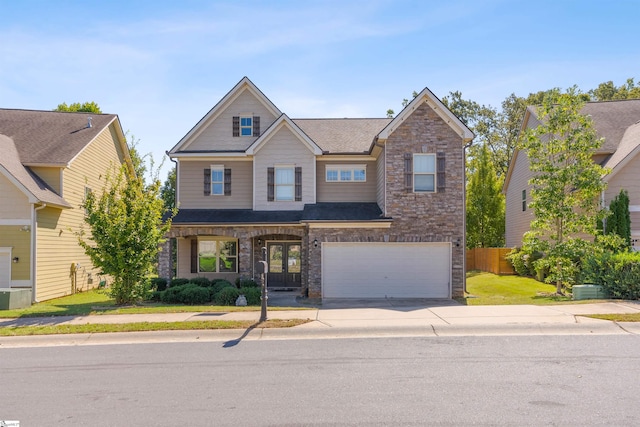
xmin=2 ymin=335 xmax=640 ymax=426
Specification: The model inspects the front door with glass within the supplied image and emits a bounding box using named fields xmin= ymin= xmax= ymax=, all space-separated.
xmin=266 ymin=242 xmax=301 ymax=289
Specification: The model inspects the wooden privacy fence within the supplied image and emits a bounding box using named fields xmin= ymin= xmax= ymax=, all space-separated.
xmin=466 ymin=248 xmax=515 ymax=275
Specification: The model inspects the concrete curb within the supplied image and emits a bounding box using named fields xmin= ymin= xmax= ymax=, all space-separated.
xmin=0 ymin=319 xmax=635 ymax=348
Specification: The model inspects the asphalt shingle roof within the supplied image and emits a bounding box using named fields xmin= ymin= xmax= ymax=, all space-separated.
xmin=0 ymin=109 xmax=118 ymax=165
xmin=292 ymin=118 xmax=391 ymax=153
xmin=0 ymin=134 xmax=70 ymax=207
xmin=172 ymin=203 xmax=388 ymax=225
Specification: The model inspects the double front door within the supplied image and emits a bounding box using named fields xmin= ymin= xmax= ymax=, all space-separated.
xmin=266 ymin=242 xmax=301 ymax=289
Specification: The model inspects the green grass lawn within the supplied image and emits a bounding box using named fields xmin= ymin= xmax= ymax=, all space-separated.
xmin=462 ymin=271 xmax=577 ymax=305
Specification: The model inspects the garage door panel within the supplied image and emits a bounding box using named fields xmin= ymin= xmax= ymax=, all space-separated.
xmin=322 ymin=242 xmax=450 ymax=298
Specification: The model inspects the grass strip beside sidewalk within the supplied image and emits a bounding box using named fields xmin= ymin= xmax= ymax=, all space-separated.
xmin=0 ymin=318 xmax=311 ymax=336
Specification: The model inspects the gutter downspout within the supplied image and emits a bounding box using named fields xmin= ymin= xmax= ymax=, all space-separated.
xmin=462 ymin=140 xmax=473 ymax=295
xmin=601 ymin=190 xmax=607 ymax=233
xmin=373 ymin=137 xmax=386 ymax=217
xmin=31 ymin=203 xmax=47 ymax=303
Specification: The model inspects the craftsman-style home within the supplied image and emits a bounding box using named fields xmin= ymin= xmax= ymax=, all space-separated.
xmin=161 ymin=77 xmax=473 ymax=299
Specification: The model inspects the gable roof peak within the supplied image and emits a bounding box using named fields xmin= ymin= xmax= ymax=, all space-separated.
xmin=377 ymin=86 xmax=474 ymax=142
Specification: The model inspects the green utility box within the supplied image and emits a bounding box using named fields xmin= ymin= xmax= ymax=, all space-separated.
xmin=573 ymin=284 xmax=608 ymax=300
xmin=0 ymin=288 xmax=33 ymax=310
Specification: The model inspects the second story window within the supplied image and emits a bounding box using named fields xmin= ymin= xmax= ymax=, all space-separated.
xmin=204 ymin=166 xmax=231 ymax=196
xmin=275 ymin=167 xmax=295 ymax=201
xmin=522 ymin=189 xmax=527 ymax=211
xmin=211 ymin=166 xmax=224 ymax=195
xmin=268 ymin=166 xmax=302 ymax=202
xmin=326 ymin=165 xmax=366 ymax=182
xmin=413 ymin=154 xmax=436 ymax=192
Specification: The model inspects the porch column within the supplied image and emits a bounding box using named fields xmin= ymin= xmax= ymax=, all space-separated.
xmin=158 ymin=239 xmax=171 ymax=280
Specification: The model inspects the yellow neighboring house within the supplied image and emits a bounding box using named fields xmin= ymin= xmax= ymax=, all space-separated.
xmin=0 ymin=109 xmax=130 ymax=302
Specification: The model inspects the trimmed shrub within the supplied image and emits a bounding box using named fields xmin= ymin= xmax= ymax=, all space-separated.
xmin=169 ymin=278 xmax=190 ymax=287
xmin=178 ymin=284 xmax=211 ymax=305
xmin=240 ymin=287 xmax=262 ymax=306
xmin=148 ymin=290 xmax=164 ymax=301
xmin=237 ymin=278 xmax=259 ymax=288
xmin=212 ymin=279 xmax=234 ymax=295
xmin=150 ymin=278 xmax=168 ymax=291
xmin=160 ymin=285 xmax=184 ymax=303
xmin=216 ymin=286 xmax=241 ymax=306
xmin=189 ymin=277 xmax=211 ymax=288
xmin=583 ymin=251 xmax=640 ymax=299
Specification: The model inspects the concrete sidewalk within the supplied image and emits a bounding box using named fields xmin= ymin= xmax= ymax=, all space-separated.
xmin=2 ymin=298 xmax=640 ymax=347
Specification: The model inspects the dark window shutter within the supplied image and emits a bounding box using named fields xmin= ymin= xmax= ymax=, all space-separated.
xmin=295 ymin=167 xmax=302 ymax=201
xmin=204 ymin=168 xmax=211 ymax=196
xmin=224 ymin=168 xmax=232 ymax=196
xmin=404 ymin=153 xmax=413 ymax=192
xmin=190 ymin=239 xmax=198 ymax=273
xmin=253 ymin=116 xmax=260 ymax=137
xmin=267 ymin=167 xmax=275 ymax=201
xmin=437 ymin=152 xmax=446 ymax=193
xmin=232 ymin=116 xmax=240 ymax=137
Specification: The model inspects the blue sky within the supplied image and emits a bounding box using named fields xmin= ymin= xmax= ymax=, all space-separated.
xmin=1 ymin=0 xmax=638 ymax=180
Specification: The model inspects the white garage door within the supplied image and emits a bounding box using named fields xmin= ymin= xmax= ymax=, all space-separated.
xmin=322 ymin=242 xmax=451 ymax=298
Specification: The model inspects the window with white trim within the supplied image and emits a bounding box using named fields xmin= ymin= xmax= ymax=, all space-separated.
xmin=198 ymin=238 xmax=238 ymax=273
xmin=275 ymin=166 xmax=295 ymax=201
xmin=325 ymin=165 xmax=366 ymax=182
xmin=240 ymin=117 xmax=253 ymax=136
xmin=413 ymin=154 xmax=435 ymax=192
xmin=211 ymin=165 xmax=224 ymax=195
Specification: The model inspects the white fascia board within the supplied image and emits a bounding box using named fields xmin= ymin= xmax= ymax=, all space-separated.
xmin=246 ymin=115 xmax=323 ymax=155
xmin=173 ymin=153 xmax=251 ymax=160
xmin=377 ymin=87 xmax=474 ymax=142
xmin=316 ymin=155 xmax=376 ymax=161
xmin=169 ymin=77 xmax=282 ymax=154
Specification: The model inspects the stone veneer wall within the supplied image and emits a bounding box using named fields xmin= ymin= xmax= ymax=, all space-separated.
xmin=385 ymin=101 xmax=465 ymax=297
xmin=307 ymin=102 xmax=467 ymax=298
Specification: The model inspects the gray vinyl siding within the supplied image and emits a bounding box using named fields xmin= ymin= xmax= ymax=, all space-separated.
xmin=504 ymin=150 xmax=535 ymax=248
xmin=253 ymin=125 xmax=315 ymax=211
xmin=184 ymin=90 xmax=278 ymax=152
xmin=178 ymin=160 xmax=252 ymax=209
xmin=376 ymin=148 xmax=386 ymax=213
xmin=316 ymin=160 xmax=377 ymax=202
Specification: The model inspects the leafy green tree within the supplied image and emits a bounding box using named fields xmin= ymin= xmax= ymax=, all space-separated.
xmin=604 ymin=189 xmax=631 ymax=247
xmin=78 ymin=162 xmax=174 ymax=304
xmin=54 ymin=101 xmax=102 ymax=113
xmin=521 ymin=86 xmax=609 ymax=294
xmin=589 ymin=78 xmax=640 ymax=101
xmin=160 ymin=166 xmax=177 ymax=210
xmin=466 ymin=143 xmax=505 ymax=248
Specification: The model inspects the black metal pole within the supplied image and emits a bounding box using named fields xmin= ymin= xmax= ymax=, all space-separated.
xmin=260 ymin=247 xmax=268 ymax=322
